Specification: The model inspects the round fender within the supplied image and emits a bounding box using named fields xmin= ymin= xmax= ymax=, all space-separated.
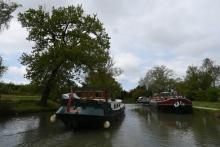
xmin=50 ymin=114 xmax=56 ymax=122
xmin=174 ymin=101 xmax=180 ymax=108
xmin=103 ymin=121 xmax=110 ymax=129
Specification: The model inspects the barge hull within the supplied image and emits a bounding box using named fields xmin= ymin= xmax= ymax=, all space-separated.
xmin=56 ymin=107 xmax=125 ymax=129
xmin=157 ymin=105 xmax=193 ymax=114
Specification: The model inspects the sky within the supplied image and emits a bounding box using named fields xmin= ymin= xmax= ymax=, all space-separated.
xmin=1 ymin=0 xmax=220 ymax=90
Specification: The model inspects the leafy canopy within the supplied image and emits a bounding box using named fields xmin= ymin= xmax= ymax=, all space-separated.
xmin=0 ymin=0 xmax=20 ymax=31
xmin=185 ymin=58 xmax=220 ymax=90
xmin=18 ymin=5 xmax=111 ymax=103
xmin=84 ymin=70 xmax=122 ymax=97
xmin=139 ymin=65 xmax=175 ymax=93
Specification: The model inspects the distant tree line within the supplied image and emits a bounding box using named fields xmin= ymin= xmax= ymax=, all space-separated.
xmin=0 ymin=82 xmax=40 ymax=95
xmin=130 ymin=58 xmax=220 ymax=102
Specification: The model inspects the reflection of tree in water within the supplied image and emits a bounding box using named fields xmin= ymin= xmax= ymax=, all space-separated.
xmin=19 ymin=113 xmax=65 ymax=145
xmin=0 ymin=114 xmax=40 ymax=146
xmin=135 ymin=106 xmax=192 ymax=129
xmin=135 ymin=106 xmax=220 ymax=146
xmin=0 ymin=116 xmax=13 ymax=134
xmin=134 ymin=106 xmax=196 ymax=146
xmin=191 ymin=111 xmax=220 ymax=146
xmin=19 ymin=113 xmax=124 ymax=147
xmin=144 ymin=109 xmax=171 ymax=145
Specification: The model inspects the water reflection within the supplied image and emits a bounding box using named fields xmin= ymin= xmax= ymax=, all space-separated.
xmin=0 ymin=104 xmax=220 ymax=147
xmin=134 ymin=105 xmax=220 ymax=147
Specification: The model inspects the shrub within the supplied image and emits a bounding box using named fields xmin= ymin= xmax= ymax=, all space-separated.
xmin=194 ymin=90 xmax=207 ymax=101
xmin=185 ymin=90 xmax=197 ymax=100
xmin=206 ymin=88 xmax=219 ymax=102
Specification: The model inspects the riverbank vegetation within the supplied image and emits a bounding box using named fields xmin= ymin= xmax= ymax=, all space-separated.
xmin=125 ymin=58 xmax=220 ymax=106
xmin=0 ymin=94 xmax=59 ymax=115
xmin=192 ymin=101 xmax=220 ymax=110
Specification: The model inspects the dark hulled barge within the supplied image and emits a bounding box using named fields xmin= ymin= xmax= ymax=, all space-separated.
xmin=52 ymin=89 xmax=125 ymax=129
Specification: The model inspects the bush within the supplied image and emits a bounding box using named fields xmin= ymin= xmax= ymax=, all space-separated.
xmin=185 ymin=90 xmax=196 ymax=100
xmin=206 ymin=88 xmax=219 ymax=102
xmin=185 ymin=90 xmax=206 ymax=101
xmin=195 ymin=90 xmax=207 ymax=101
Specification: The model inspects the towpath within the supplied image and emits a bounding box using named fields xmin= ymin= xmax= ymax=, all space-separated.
xmin=193 ymin=106 xmax=220 ymax=111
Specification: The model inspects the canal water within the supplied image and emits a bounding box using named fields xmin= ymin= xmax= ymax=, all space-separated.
xmin=0 ymin=104 xmax=220 ymax=147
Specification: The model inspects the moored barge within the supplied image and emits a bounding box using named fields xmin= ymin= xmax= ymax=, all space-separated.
xmin=52 ymin=89 xmax=125 ymax=129
xmin=149 ymin=92 xmax=192 ymax=114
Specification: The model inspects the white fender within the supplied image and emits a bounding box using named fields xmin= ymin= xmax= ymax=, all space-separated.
xmin=50 ymin=114 xmax=56 ymax=122
xmin=103 ymin=121 xmax=110 ymax=129
xmin=174 ymin=101 xmax=180 ymax=108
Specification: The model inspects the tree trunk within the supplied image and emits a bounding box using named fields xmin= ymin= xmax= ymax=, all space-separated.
xmin=40 ymin=82 xmax=52 ymax=105
xmin=40 ymin=65 xmax=60 ymax=105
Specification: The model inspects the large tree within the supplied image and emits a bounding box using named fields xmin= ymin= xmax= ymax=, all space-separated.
xmin=18 ymin=5 xmax=111 ymax=105
xmin=199 ymin=58 xmax=220 ymax=88
xmin=185 ymin=58 xmax=220 ymax=91
xmin=0 ymin=0 xmax=19 ymax=31
xmin=141 ymin=65 xmax=175 ymax=93
xmin=184 ymin=58 xmax=220 ymax=100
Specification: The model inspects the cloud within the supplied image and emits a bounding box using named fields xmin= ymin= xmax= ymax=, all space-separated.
xmin=114 ymin=53 xmax=145 ymax=89
xmin=0 ymin=19 xmax=31 ymax=55
xmin=1 ymin=66 xmax=29 ymax=84
xmin=8 ymin=66 xmax=26 ymax=76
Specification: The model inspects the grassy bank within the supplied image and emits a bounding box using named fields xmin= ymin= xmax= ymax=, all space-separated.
xmin=0 ymin=95 xmax=59 ymax=115
xmin=192 ymin=101 xmax=220 ymax=119
xmin=192 ymin=101 xmax=220 ymax=110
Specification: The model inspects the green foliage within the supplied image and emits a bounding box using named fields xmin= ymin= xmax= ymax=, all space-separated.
xmin=175 ymin=80 xmax=187 ymax=96
xmin=206 ymin=88 xmax=219 ymax=102
xmin=140 ymin=65 xmax=175 ymax=93
xmin=18 ymin=5 xmax=111 ymax=104
xmin=184 ymin=58 xmax=220 ymax=101
xmin=83 ymin=69 xmax=122 ymax=98
xmin=0 ymin=0 xmax=20 ymax=31
xmin=185 ymin=66 xmax=200 ymax=90
xmin=0 ymin=94 xmax=40 ymax=101
xmin=130 ymin=86 xmax=146 ymax=99
xmin=0 ymin=98 xmax=59 ymax=115
xmin=185 ymin=90 xmax=196 ymax=100
xmin=0 ymin=82 xmax=40 ymax=95
xmin=121 ymin=86 xmax=148 ymax=103
xmin=195 ymin=90 xmax=206 ymax=101
xmin=119 ymin=90 xmax=130 ymax=99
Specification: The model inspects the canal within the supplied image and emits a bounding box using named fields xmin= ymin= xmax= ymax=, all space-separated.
xmin=0 ymin=104 xmax=220 ymax=147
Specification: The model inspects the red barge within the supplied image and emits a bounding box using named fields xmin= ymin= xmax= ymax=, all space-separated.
xmin=149 ymin=92 xmax=192 ymax=114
